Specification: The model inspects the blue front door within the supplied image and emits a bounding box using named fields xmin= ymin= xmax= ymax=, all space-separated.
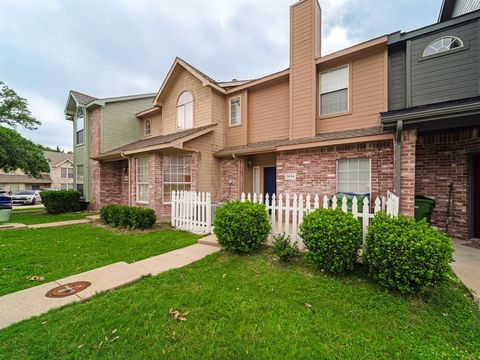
xmin=263 ymin=167 xmax=276 ymax=197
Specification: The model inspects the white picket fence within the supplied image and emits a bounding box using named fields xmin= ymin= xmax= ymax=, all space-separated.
xmin=171 ymin=191 xmax=212 ymax=234
xmin=171 ymin=190 xmax=400 ymax=247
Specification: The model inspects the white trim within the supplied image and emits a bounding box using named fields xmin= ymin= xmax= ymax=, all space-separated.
xmin=335 ymin=158 xmax=371 ymax=194
xmin=422 ymin=35 xmax=465 ymax=57
xmin=75 ymin=107 xmax=85 ymax=146
xmin=162 ymin=155 xmax=192 ymax=204
xmin=144 ymin=118 xmax=152 ymax=136
xmin=229 ymin=96 xmax=241 ymax=126
xmin=135 ymin=156 xmax=149 ymax=203
xmin=253 ymin=166 xmax=260 ymax=194
xmin=319 ymin=64 xmax=350 ymax=117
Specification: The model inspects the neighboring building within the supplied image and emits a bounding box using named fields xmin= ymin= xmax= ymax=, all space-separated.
xmin=382 ymin=1 xmax=480 ymax=240
xmin=66 ymin=0 xmax=480 ymax=241
xmin=0 ymin=151 xmax=73 ymax=192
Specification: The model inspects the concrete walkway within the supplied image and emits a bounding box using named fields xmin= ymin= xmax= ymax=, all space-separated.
xmin=27 ymin=218 xmax=92 ymax=229
xmin=452 ymin=241 xmax=480 ymax=303
xmin=0 ymin=241 xmax=220 ymax=330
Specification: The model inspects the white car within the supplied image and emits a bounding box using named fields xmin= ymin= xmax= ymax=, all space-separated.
xmin=11 ymin=190 xmax=42 ymax=205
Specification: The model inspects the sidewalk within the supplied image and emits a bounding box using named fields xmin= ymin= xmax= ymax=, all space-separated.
xmin=452 ymin=240 xmax=480 ymax=303
xmin=0 ymin=241 xmax=220 ymax=329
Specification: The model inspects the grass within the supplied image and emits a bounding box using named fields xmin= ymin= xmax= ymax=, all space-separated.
xmin=0 ymin=249 xmax=479 ymax=359
xmin=3 ymin=210 xmax=92 ymax=225
xmin=0 ymin=224 xmax=201 ymax=295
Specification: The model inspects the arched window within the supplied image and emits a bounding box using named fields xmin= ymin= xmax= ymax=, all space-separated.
xmin=76 ymin=107 xmax=85 ymax=145
xmin=177 ymin=91 xmax=193 ymax=130
xmin=423 ymin=36 xmax=464 ymax=57
xmin=144 ymin=119 xmax=151 ymax=135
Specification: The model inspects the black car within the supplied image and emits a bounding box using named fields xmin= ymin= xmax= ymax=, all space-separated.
xmin=0 ymin=191 xmax=13 ymax=210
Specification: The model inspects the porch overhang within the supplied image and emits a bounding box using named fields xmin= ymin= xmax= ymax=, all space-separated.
xmin=91 ymin=124 xmax=216 ymax=161
xmin=214 ymin=127 xmax=393 ymax=157
xmin=381 ymin=97 xmax=480 ymax=132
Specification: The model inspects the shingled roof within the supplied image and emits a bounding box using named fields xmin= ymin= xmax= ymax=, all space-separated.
xmin=70 ymin=91 xmax=97 ymax=106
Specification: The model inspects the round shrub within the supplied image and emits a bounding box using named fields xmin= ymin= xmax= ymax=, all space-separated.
xmin=273 ymin=233 xmax=300 ymax=263
xmin=365 ymin=212 xmax=453 ymax=293
xmin=213 ymin=201 xmax=270 ymax=253
xmin=100 ymin=205 xmax=156 ymax=229
xmin=299 ymin=208 xmax=362 ymax=274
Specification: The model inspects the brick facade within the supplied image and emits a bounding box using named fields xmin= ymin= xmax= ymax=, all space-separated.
xmin=89 ymin=107 xmax=102 ymax=210
xmin=220 ymin=158 xmax=245 ymax=200
xmin=396 ymin=129 xmax=417 ymax=217
xmin=416 ymin=127 xmax=480 ymax=240
xmin=276 ymin=140 xmax=395 ymax=202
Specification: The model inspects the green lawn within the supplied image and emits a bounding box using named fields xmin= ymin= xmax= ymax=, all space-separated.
xmin=2 ymin=210 xmax=92 ymax=225
xmin=0 ymin=225 xmax=201 ymax=296
xmin=1 ymin=249 xmax=478 ymax=359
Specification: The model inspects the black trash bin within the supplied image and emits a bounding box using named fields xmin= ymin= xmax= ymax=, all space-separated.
xmin=414 ymin=196 xmax=435 ymax=223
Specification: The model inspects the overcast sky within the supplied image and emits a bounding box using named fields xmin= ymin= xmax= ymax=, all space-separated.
xmin=0 ymin=0 xmax=441 ymax=151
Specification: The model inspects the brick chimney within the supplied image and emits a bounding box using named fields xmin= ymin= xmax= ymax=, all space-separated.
xmin=289 ymin=0 xmax=321 ymax=140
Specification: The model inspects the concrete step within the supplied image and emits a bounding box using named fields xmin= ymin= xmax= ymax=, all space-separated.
xmin=198 ymin=234 xmax=220 ymax=248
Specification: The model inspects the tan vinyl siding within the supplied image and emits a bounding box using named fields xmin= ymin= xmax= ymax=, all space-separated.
xmin=248 ymin=79 xmax=290 ymax=143
xmin=160 ymin=68 xmax=211 ymax=135
xmin=224 ymin=91 xmax=247 ymax=147
xmin=145 ymin=112 xmax=162 ymax=137
xmin=101 ymin=97 xmax=154 ymax=152
xmin=316 ymin=48 xmax=387 ymax=133
xmin=290 ymin=0 xmax=318 ymax=139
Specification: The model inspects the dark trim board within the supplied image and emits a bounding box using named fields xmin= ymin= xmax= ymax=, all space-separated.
xmin=468 ymin=152 xmax=480 ymax=239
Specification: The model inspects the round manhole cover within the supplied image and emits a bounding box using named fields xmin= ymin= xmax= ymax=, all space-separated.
xmin=45 ymin=281 xmax=91 ymax=298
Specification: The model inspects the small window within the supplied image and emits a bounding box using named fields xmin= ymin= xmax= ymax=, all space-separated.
xmin=136 ymin=157 xmax=149 ymax=203
xmin=61 ymin=167 xmax=68 ymax=178
xmin=320 ymin=65 xmax=349 ymax=116
xmin=76 ymin=108 xmax=85 ymax=145
xmin=163 ymin=155 xmax=192 ymax=203
xmin=76 ymin=165 xmax=84 ymax=183
xmin=144 ymin=119 xmax=151 ymax=135
xmin=229 ymin=96 xmax=241 ymax=126
xmin=423 ymin=36 xmax=464 ymax=57
xmin=253 ymin=166 xmax=260 ymax=194
xmin=337 ymin=158 xmax=371 ymax=194
xmin=177 ymin=92 xmax=193 ymax=130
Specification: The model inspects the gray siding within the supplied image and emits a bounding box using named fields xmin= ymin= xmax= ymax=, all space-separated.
xmin=101 ymin=97 xmax=154 ymax=153
xmin=388 ymin=45 xmax=406 ymax=110
xmin=410 ymin=20 xmax=479 ymax=106
xmin=453 ymin=0 xmax=480 ymax=17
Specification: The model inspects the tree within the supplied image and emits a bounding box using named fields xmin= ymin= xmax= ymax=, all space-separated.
xmin=0 ymin=81 xmax=49 ymax=177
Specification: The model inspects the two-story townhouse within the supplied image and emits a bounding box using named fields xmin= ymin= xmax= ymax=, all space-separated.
xmin=381 ymin=0 xmax=480 ymax=240
xmin=64 ymin=91 xmax=155 ymax=208
xmin=79 ymin=0 xmax=395 ymax=222
xmin=44 ymin=151 xmax=74 ymax=190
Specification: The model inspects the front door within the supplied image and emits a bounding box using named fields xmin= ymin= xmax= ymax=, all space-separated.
xmin=474 ymin=154 xmax=480 ymax=238
xmin=264 ymin=167 xmax=276 ymax=197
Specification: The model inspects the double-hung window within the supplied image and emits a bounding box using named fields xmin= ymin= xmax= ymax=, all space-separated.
xmin=136 ymin=157 xmax=149 ymax=203
xmin=320 ymin=65 xmax=349 ymax=116
xmin=76 ymin=108 xmax=85 ymax=145
xmin=163 ymin=156 xmax=192 ymax=203
xmin=76 ymin=165 xmax=84 ymax=196
xmin=229 ymin=96 xmax=241 ymax=126
xmin=337 ymin=158 xmax=371 ymax=194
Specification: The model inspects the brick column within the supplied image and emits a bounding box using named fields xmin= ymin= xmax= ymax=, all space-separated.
xmin=89 ymin=107 xmax=102 ymax=209
xmin=220 ymin=157 xmax=244 ymax=201
xmin=396 ymin=129 xmax=417 ymax=217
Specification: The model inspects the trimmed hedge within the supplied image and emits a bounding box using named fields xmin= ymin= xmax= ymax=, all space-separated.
xmin=41 ymin=190 xmax=81 ymax=214
xmin=299 ymin=208 xmax=362 ymax=274
xmin=365 ymin=212 xmax=453 ymax=293
xmin=213 ymin=201 xmax=270 ymax=253
xmin=100 ymin=205 xmax=156 ymax=229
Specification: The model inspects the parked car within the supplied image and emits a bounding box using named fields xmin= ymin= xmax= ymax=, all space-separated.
xmin=11 ymin=190 xmax=42 ymax=205
xmin=0 ymin=191 xmax=13 ymax=209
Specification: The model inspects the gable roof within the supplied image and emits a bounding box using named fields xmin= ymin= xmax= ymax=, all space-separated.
xmin=71 ymin=91 xmax=97 ymax=105
xmin=44 ymin=151 xmax=73 ymax=167
xmin=153 ymin=57 xmax=227 ymax=104
xmin=92 ymin=124 xmax=217 ymax=160
xmin=0 ymin=173 xmax=52 ymax=185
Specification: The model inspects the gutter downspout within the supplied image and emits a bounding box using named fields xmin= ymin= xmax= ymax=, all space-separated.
xmin=120 ymin=152 xmax=131 ymax=206
xmin=395 ymin=120 xmax=403 ymax=210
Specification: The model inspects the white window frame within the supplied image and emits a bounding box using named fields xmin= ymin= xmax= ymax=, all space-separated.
xmin=76 ymin=108 xmax=85 ymax=146
xmin=253 ymin=166 xmax=260 ymax=194
xmin=422 ymin=36 xmax=464 ymax=57
xmin=319 ymin=65 xmax=350 ymax=117
xmin=136 ymin=157 xmax=149 ymax=203
xmin=176 ymin=92 xmax=194 ymax=130
xmin=144 ymin=119 xmax=151 ymax=136
xmin=76 ymin=165 xmax=84 ymax=184
xmin=336 ymin=158 xmax=371 ymax=194
xmin=162 ymin=155 xmax=192 ymax=204
xmin=61 ymin=167 xmax=68 ymax=179
xmin=229 ymin=96 xmax=241 ymax=126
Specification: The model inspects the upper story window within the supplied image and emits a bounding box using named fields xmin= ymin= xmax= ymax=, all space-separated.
xmin=144 ymin=119 xmax=151 ymax=136
xmin=61 ymin=167 xmax=74 ymax=179
xmin=320 ymin=65 xmax=349 ymax=116
xmin=176 ymin=91 xmax=193 ymax=130
xmin=76 ymin=108 xmax=85 ymax=145
xmin=229 ymin=96 xmax=241 ymax=126
xmin=423 ymin=36 xmax=464 ymax=57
